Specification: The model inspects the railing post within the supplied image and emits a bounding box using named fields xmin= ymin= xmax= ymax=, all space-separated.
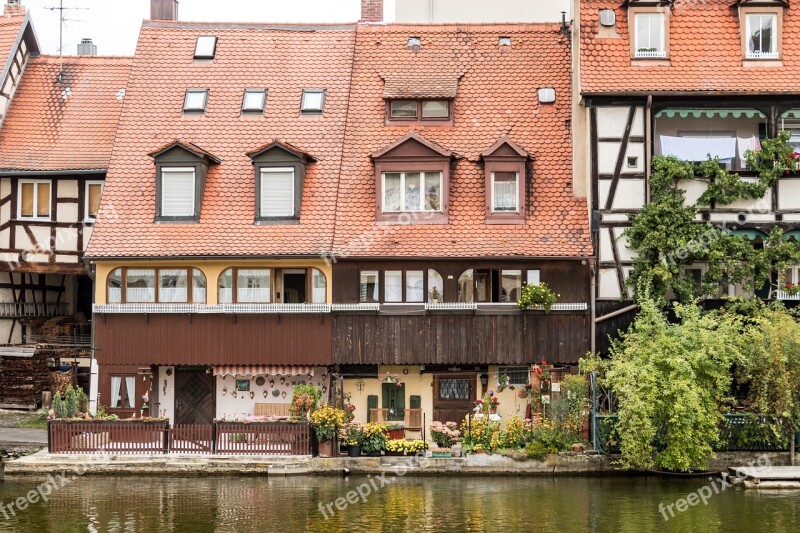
xmin=212 ymin=421 xmax=217 ymax=454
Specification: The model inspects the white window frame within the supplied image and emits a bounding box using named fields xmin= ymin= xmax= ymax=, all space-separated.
xmin=17 ymin=179 xmax=51 ymax=221
xmin=746 ymin=13 xmax=778 ymax=59
xmin=242 ymin=88 xmax=266 ymax=112
xmin=84 ymin=180 xmax=104 ymax=222
xmin=259 ymin=167 xmax=295 ymax=218
xmin=183 ymin=89 xmax=208 ymax=112
xmin=160 ymin=167 xmax=196 ymax=217
xmin=490 ymin=171 xmax=519 ymax=213
xmin=381 ymin=171 xmax=443 ymax=213
xmin=194 ymin=36 xmax=217 ymax=59
xmin=634 ymin=12 xmax=666 ymax=58
xmin=301 ymin=89 xmax=325 ymax=113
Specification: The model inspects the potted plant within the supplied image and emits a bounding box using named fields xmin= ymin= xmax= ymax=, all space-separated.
xmin=340 ymin=421 xmax=365 ymax=457
xmin=290 ymin=384 xmax=321 ymax=419
xmin=385 ymin=439 xmax=427 ymax=456
xmin=432 ymin=447 xmax=452 ymax=458
xmin=429 ymin=286 xmax=441 ymax=304
xmin=380 ymin=372 xmax=403 ymax=386
xmin=517 ymin=282 xmax=559 ymax=313
xmin=361 ymin=422 xmax=389 ymax=455
xmin=533 ymin=361 xmax=552 ymax=392
xmin=384 ymin=422 xmax=405 ymax=440
xmin=488 ymin=394 xmax=500 ymax=414
xmin=310 ymin=404 xmax=346 ymax=457
xmin=429 ymin=421 xmax=460 ymax=449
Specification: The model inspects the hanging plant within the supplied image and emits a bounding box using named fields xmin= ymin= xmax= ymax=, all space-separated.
xmin=517 ymin=283 xmax=559 ymax=312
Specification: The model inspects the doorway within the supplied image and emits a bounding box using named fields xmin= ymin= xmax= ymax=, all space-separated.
xmin=433 ymin=373 xmax=477 ymax=424
xmin=282 ymin=270 xmax=306 ymax=303
xmin=175 ymin=369 xmax=214 ymax=425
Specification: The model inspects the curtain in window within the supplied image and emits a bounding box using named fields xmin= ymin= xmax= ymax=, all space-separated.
xmin=406 ymin=270 xmax=424 ymax=302
xmin=110 ymin=376 xmax=122 ymax=408
xmin=159 ymin=269 xmax=188 ymax=302
xmin=87 ymin=183 xmax=102 ymax=218
xmin=219 ymin=269 xmax=233 ymax=303
xmin=126 ymin=269 xmax=155 ymax=302
xmin=20 ymin=182 xmax=34 ymax=217
xmin=36 ymin=182 xmax=50 ymax=217
xmin=749 ymin=14 xmax=774 ymax=54
xmin=237 ymin=269 xmax=270 ymax=303
xmin=125 ymin=376 xmax=136 ymax=408
xmin=493 ymin=172 xmax=518 ymax=211
xmin=424 ymin=172 xmax=442 ymax=211
xmin=192 ymin=269 xmax=207 ymax=303
xmin=383 ymin=173 xmax=402 ymax=211
xmin=403 ymin=173 xmax=421 ymax=211
xmin=384 ymin=271 xmax=403 ymax=302
xmin=311 ymin=269 xmax=327 ymax=303
xmin=359 ymin=271 xmax=379 ymax=303
xmin=108 ymin=269 xmax=123 ymax=303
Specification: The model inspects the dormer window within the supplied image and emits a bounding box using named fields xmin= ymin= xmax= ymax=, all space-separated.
xmin=746 ymin=13 xmax=778 ymax=59
xmin=388 ymin=99 xmax=450 ymax=121
xmin=383 ymin=76 xmax=458 ymax=125
xmin=248 ymin=141 xmax=315 ymax=223
xmin=149 ymin=141 xmax=220 ymax=222
xmin=482 ymin=136 xmax=528 ymax=224
xmin=194 ymin=36 xmax=217 ymax=59
xmin=183 ymin=89 xmax=208 ymax=113
xmin=633 ymin=12 xmax=666 ymax=58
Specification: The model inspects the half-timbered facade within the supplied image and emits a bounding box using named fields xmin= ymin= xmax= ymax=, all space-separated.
xmin=578 ymin=0 xmax=800 ymax=348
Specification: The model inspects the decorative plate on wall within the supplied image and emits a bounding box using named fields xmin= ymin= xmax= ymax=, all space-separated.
xmin=255 ymin=376 xmax=265 ymax=386
xmin=272 ymin=389 xmax=280 ymax=398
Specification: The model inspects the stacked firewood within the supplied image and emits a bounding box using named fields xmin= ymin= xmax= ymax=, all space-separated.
xmin=0 ymin=352 xmax=49 ymax=405
xmin=49 ymin=370 xmax=74 ymax=396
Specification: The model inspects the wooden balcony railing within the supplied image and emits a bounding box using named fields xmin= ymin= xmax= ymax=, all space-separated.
xmin=0 ymin=302 xmax=68 ymax=318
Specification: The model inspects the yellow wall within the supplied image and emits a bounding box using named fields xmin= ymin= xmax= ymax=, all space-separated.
xmin=344 ymin=365 xmax=434 ymax=426
xmin=93 ymin=258 xmax=333 ymax=304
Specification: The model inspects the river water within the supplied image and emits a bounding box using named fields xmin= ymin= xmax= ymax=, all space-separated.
xmin=0 ymin=474 xmax=796 ymax=532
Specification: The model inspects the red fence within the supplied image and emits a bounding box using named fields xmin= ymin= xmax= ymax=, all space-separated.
xmin=48 ymin=420 xmax=313 ymax=456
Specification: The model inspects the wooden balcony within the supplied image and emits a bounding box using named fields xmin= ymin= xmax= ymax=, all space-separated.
xmin=0 ymin=302 xmax=68 ymax=318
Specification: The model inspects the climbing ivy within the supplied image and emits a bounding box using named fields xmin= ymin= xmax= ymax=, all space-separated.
xmin=625 ymin=132 xmax=800 ymax=303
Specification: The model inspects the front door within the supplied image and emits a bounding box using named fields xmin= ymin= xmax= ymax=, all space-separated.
xmin=433 ymin=373 xmax=477 ymax=424
xmin=283 ymin=270 xmax=307 ymax=303
xmin=175 ymin=369 xmax=214 ymax=425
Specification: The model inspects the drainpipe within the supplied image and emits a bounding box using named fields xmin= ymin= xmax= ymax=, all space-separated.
xmin=645 ymin=94 xmax=653 ymax=203
xmin=590 ymin=259 xmax=596 ymax=355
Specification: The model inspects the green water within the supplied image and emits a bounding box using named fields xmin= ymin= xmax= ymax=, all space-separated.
xmin=0 ymin=474 xmax=796 ymax=532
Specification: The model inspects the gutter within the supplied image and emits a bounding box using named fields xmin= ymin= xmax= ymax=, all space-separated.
xmin=0 ymin=169 xmax=106 ymax=176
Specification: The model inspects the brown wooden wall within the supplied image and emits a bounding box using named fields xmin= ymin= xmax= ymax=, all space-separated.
xmin=95 ymin=314 xmax=333 ymax=366
xmin=97 ymin=363 xmax=152 ymax=417
xmin=332 ymin=259 xmax=591 ymax=303
xmin=332 ymin=311 xmax=590 ymax=365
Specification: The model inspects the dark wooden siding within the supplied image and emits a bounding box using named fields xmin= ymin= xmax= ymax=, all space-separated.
xmin=95 ymin=314 xmax=332 ymax=366
xmin=332 ymin=311 xmax=590 ymax=365
xmin=332 ymin=259 xmax=590 ymax=304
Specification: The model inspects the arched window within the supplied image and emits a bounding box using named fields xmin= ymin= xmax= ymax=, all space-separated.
xmin=108 ymin=268 xmax=122 ymax=303
xmin=311 ymin=268 xmax=327 ymax=303
xmin=458 ymin=269 xmax=474 ymax=303
xmin=108 ymin=267 xmax=206 ymax=304
xmin=428 ymin=269 xmax=443 ymax=302
xmin=218 ymin=268 xmax=271 ymax=303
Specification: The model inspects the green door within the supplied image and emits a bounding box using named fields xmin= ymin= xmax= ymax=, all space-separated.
xmin=382 ymin=383 xmax=405 ymax=422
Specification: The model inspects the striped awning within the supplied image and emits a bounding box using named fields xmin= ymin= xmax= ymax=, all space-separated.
xmin=211 ymin=365 xmax=316 ymax=377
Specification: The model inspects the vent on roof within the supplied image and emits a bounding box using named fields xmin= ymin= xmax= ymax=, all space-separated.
xmin=407 ymin=36 xmax=421 ymax=48
xmin=499 ymin=36 xmax=512 ymax=46
xmin=599 ymin=9 xmax=616 ymax=27
xmin=194 ymin=36 xmax=217 ymax=59
xmin=538 ymin=88 xmax=556 ymax=104
xmin=77 ymin=38 xmax=97 ymax=56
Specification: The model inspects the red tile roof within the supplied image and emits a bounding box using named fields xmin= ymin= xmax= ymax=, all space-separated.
xmin=0 ymin=55 xmax=131 ymax=171
xmin=332 ymin=24 xmax=591 ymax=258
xmin=0 ymin=14 xmax=25 ymax=68
xmin=86 ymin=22 xmax=357 ymax=258
xmin=581 ymin=0 xmax=800 ymax=95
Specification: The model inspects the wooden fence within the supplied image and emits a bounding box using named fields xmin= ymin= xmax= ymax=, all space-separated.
xmin=48 ymin=420 xmax=313 ymax=455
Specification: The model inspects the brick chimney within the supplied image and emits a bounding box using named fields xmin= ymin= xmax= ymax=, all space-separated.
xmin=150 ymin=0 xmax=178 ymax=20
xmin=4 ymin=0 xmax=26 ymax=17
xmin=360 ymin=0 xmax=383 ymax=23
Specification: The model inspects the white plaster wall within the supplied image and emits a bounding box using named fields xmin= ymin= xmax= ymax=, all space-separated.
xmin=598 ymin=268 xmax=622 ymax=299
xmin=55 ymin=227 xmax=78 ymax=252
xmin=726 ymin=178 xmax=772 ymax=212
xmin=601 ymin=214 xmax=629 ymax=222
xmin=158 ymin=366 xmax=175 ymax=421
xmin=625 ymin=141 xmax=646 ymax=173
xmin=778 ymin=179 xmax=800 ymax=210
xmin=611 ymin=179 xmax=646 ymax=210
xmin=613 ymin=228 xmax=636 ymax=262
xmin=598 ymin=227 xmax=614 ymax=262
xmin=597 ymin=179 xmax=611 ymax=207
xmin=82 ymin=226 xmax=93 ymax=251
xmin=597 ymin=142 xmax=621 ymax=175
xmin=215 ymin=369 xmax=326 ymax=420
xmin=677 ymin=179 xmax=707 ymax=205
xmin=56 ymin=203 xmax=79 ymax=224
xmin=597 ymin=107 xmax=632 ymax=139
xmin=58 ymin=180 xmax=79 ymax=198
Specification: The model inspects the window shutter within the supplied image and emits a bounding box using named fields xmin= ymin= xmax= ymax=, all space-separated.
xmin=161 ymin=170 xmax=195 ymax=217
xmin=367 ymin=395 xmax=379 ymax=422
xmin=260 ymin=169 xmax=294 ymax=217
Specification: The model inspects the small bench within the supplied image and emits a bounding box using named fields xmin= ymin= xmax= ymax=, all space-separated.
xmin=254 ymin=403 xmax=290 ymax=417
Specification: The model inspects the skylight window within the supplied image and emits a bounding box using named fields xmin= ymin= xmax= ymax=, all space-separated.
xmin=183 ymin=89 xmax=208 ymax=112
xmin=301 ymin=89 xmax=325 ymax=113
xmin=242 ymin=89 xmax=266 ymax=112
xmin=407 ymin=36 xmax=421 ymax=48
xmin=499 ymin=36 xmax=512 ymax=46
xmin=194 ymin=36 xmax=217 ymax=59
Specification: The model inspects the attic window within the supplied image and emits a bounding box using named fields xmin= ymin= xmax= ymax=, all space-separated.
xmin=746 ymin=13 xmax=779 ymax=59
xmin=183 ymin=89 xmax=208 ymax=112
xmin=407 ymin=36 xmax=421 ymax=48
xmin=242 ymin=89 xmax=266 ymax=112
xmin=499 ymin=36 xmax=512 ymax=46
xmin=388 ymin=100 xmax=450 ymax=121
xmin=194 ymin=36 xmax=217 ymax=59
xmin=301 ymin=89 xmax=325 ymax=113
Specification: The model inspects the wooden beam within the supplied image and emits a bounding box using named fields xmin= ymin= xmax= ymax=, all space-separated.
xmin=605 ymin=106 xmax=637 ymax=211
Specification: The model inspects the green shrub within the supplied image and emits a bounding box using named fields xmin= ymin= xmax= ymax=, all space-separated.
xmin=525 ymin=441 xmax=556 ymax=461
xmin=64 ymin=386 xmax=78 ymax=418
xmin=52 ymin=394 xmax=67 ymax=419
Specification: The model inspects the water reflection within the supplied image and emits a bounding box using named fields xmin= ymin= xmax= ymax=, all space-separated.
xmin=0 ymin=475 xmax=796 ymax=532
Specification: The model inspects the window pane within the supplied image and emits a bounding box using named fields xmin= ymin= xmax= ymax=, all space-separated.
xmin=428 ymin=269 xmax=443 ymax=302
xmin=501 ymin=270 xmax=522 ymax=302
xmin=406 ymin=270 xmax=424 ymax=302
xmin=301 ymin=90 xmax=323 ymax=111
xmin=20 ymin=182 xmax=33 ymax=217
xmin=527 ymin=269 xmax=541 ymax=285
xmin=159 ymin=269 xmax=188 ymax=303
xmin=219 ymin=269 xmax=233 ymax=303
xmin=384 ymin=270 xmax=403 ymax=302
xmin=110 ymin=376 xmax=122 ymax=408
xmin=636 ymin=13 xmax=663 ymax=51
xmin=243 ymin=89 xmax=265 ymax=111
xmin=37 ymin=182 xmax=50 ymax=217
xmin=108 ymin=268 xmax=122 ymax=303
xmin=475 ymin=269 xmax=491 ymax=303
xmin=424 ymin=172 xmax=442 ymax=211
xmin=161 ymin=169 xmax=195 ymax=217
xmin=439 ymin=378 xmax=470 ymax=400
xmin=404 ymin=172 xmax=421 ymax=211
xmin=237 ymin=268 xmax=270 ymax=303
xmin=458 ymin=270 xmax=474 ymax=303
xmin=422 ymin=100 xmax=448 ymax=118
xmin=193 ymin=269 xmax=207 ymax=303
xmin=493 ymin=171 xmax=518 ymax=211
xmin=194 ymin=36 xmax=217 ymax=58
xmin=184 ymin=90 xmax=207 ymax=111
xmin=360 ymin=270 xmax=379 ymax=303
xmin=390 ymin=100 xmax=417 ymax=118
xmin=126 ymin=269 xmax=155 ymax=302
xmin=311 ymin=269 xmax=327 ymax=304
xmin=749 ymin=14 xmax=775 ymax=54
xmin=383 ymin=173 xmax=402 ymax=212
xmin=87 ymin=183 xmax=102 ymax=219
xmin=260 ymin=169 xmax=294 ymax=217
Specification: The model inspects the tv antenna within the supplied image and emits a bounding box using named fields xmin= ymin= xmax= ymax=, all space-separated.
xmin=45 ymin=0 xmax=89 ymax=81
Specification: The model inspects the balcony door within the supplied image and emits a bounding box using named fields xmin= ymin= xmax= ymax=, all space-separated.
xmin=282 ymin=269 xmax=306 ymax=303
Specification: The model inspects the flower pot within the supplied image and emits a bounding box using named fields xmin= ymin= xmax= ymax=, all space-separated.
xmin=387 ymin=428 xmax=405 ymax=440
xmin=385 ymin=450 xmax=405 ymax=456
xmin=432 ymin=451 xmax=452 ymax=458
xmin=347 ymin=445 xmax=362 ymax=457
xmin=318 ymin=439 xmax=335 ymax=458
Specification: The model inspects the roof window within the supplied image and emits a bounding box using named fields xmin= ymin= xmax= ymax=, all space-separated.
xmin=407 ymin=36 xmax=421 ymax=48
xmin=301 ymin=89 xmax=325 ymax=113
xmin=242 ymin=89 xmax=266 ymax=113
xmin=183 ymin=89 xmax=208 ymax=112
xmin=498 ymin=36 xmax=512 ymax=46
xmin=194 ymin=36 xmax=217 ymax=59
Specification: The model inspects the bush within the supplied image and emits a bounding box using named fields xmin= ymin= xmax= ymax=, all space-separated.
xmin=429 ymin=421 xmax=460 ymax=448
xmin=460 ymin=415 xmax=502 ymax=453
xmin=64 ymin=386 xmax=78 ymax=418
xmin=290 ymin=384 xmax=321 ymax=419
xmin=525 ymin=441 xmax=556 ymax=461
xmin=361 ymin=422 xmax=388 ymax=454
xmin=500 ymin=416 xmax=531 ymax=449
xmin=52 ymin=393 xmax=67 ymax=419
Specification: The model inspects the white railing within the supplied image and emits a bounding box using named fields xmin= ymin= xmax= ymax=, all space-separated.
xmin=0 ymin=302 xmax=68 ymax=318
xmin=522 ymin=303 xmax=589 ymax=311
xmin=425 ymin=302 xmax=478 ymax=310
xmin=634 ymin=49 xmax=667 ymax=59
xmin=93 ymin=303 xmax=332 ymax=314
xmin=746 ymin=50 xmax=779 ymax=60
xmin=775 ymin=290 xmax=800 ymax=301
xmin=331 ymin=303 xmax=381 ymax=312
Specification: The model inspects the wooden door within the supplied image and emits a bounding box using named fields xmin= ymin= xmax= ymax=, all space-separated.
xmin=433 ymin=374 xmax=476 ymax=424
xmin=175 ymin=369 xmax=214 ymax=425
